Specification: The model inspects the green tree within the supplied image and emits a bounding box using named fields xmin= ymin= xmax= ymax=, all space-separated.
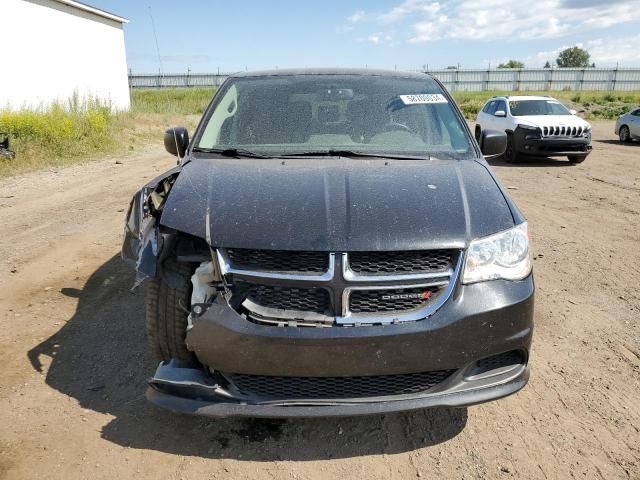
xmin=556 ymin=47 xmax=591 ymax=68
xmin=543 ymin=61 xmax=551 ymax=68
xmin=498 ymin=60 xmax=525 ymax=69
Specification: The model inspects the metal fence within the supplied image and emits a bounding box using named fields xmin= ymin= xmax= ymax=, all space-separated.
xmin=129 ymin=68 xmax=640 ymax=91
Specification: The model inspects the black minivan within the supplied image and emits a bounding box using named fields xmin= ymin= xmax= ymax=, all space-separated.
xmin=122 ymin=69 xmax=534 ymax=417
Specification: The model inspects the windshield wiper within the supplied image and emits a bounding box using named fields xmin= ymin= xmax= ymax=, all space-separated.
xmin=281 ymin=150 xmax=430 ymax=160
xmin=191 ymin=147 xmax=274 ymax=158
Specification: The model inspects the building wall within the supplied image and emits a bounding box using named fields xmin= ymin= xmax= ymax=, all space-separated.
xmin=0 ymin=0 xmax=130 ymax=110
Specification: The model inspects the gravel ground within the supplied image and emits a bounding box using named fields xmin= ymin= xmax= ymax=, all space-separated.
xmin=0 ymin=121 xmax=638 ymax=479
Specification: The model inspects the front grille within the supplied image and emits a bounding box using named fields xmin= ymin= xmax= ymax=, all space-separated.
xmin=246 ymin=284 xmax=330 ymax=314
xmin=224 ymin=369 xmax=455 ymax=399
xmin=223 ymin=248 xmax=460 ymax=326
xmin=542 ymin=125 xmax=584 ymax=137
xmin=349 ymin=286 xmax=441 ymax=313
xmin=226 ymin=248 xmax=328 ymax=273
xmin=348 ymin=250 xmax=455 ymax=275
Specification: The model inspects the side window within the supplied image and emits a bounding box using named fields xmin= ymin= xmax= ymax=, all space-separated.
xmin=494 ymin=100 xmax=507 ymax=115
xmin=633 ymin=109 xmax=640 ymax=117
xmin=199 ymin=84 xmax=238 ymax=147
xmin=483 ymin=101 xmax=497 ymax=114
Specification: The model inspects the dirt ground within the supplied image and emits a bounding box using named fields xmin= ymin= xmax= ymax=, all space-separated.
xmin=0 ymin=121 xmax=638 ymax=480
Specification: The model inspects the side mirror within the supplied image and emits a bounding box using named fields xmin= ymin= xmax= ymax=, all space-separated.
xmin=569 ymin=109 xmax=577 ymax=115
xmin=479 ymin=129 xmax=507 ymax=159
xmin=494 ymin=110 xmax=507 ymax=118
xmin=164 ymin=127 xmax=189 ymax=157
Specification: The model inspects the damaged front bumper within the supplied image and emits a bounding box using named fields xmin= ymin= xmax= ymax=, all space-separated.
xmin=146 ymin=275 xmax=534 ymax=418
xmin=147 ymin=359 xmax=529 ymax=418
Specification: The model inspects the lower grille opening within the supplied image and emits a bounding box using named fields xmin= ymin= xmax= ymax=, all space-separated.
xmin=349 ymin=286 xmax=442 ymax=313
xmin=223 ymin=370 xmax=456 ymax=400
xmin=468 ymin=350 xmax=525 ymax=378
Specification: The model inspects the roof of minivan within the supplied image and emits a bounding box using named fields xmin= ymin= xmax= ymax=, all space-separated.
xmin=230 ymin=68 xmax=434 ymax=80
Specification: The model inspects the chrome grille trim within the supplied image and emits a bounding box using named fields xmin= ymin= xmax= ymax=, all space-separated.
xmin=217 ymin=249 xmax=335 ymax=281
xmin=342 ymin=252 xmax=454 ymax=282
xmin=336 ymin=255 xmax=461 ymax=325
xmin=541 ymin=125 xmax=584 ymax=138
xmin=242 ymin=299 xmax=335 ymax=325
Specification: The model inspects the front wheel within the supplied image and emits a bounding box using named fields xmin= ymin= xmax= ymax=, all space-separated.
xmin=568 ymin=155 xmax=586 ymax=164
xmin=619 ymin=125 xmax=631 ymax=143
xmin=145 ymin=258 xmax=196 ymax=363
xmin=504 ymin=133 xmax=517 ymax=163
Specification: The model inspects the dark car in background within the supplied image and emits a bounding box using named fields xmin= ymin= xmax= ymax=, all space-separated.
xmin=122 ymin=69 xmax=534 ymax=417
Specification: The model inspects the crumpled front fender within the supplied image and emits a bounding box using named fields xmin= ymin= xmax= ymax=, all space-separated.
xmin=121 ymin=166 xmax=182 ymax=284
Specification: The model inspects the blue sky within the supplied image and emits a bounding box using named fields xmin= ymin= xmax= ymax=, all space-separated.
xmin=96 ymin=0 xmax=640 ymax=73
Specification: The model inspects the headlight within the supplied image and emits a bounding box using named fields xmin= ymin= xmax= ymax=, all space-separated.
xmin=462 ymin=223 xmax=532 ymax=284
xmin=518 ymin=124 xmax=541 ymax=139
xmin=582 ymin=126 xmax=591 ymax=137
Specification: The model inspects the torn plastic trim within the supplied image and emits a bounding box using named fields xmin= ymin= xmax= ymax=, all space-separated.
xmin=188 ymin=261 xmax=220 ymax=330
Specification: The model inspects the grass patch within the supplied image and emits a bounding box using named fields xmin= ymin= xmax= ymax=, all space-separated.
xmin=0 ymin=89 xmax=214 ymax=177
xmin=131 ymin=87 xmax=216 ymax=115
xmin=0 ymin=99 xmax=114 ymax=176
xmin=451 ymin=90 xmax=640 ymax=120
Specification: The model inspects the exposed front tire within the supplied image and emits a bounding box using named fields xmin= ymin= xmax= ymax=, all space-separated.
xmin=619 ymin=125 xmax=631 ymax=143
xmin=568 ymin=155 xmax=586 ymax=164
xmin=145 ymin=258 xmax=196 ymax=363
xmin=504 ymin=133 xmax=518 ymax=163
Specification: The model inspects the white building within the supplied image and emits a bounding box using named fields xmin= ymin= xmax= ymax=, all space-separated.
xmin=0 ymin=0 xmax=130 ymax=111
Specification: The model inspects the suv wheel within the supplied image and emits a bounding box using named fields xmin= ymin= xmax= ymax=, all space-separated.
xmin=504 ymin=133 xmax=517 ymax=163
xmin=145 ymin=258 xmax=196 ymax=363
xmin=568 ymin=155 xmax=586 ymax=164
xmin=619 ymin=125 xmax=631 ymax=143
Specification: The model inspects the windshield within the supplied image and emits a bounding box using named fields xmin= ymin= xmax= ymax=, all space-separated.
xmin=509 ymin=99 xmax=571 ymax=116
xmin=195 ymin=74 xmax=472 ymax=159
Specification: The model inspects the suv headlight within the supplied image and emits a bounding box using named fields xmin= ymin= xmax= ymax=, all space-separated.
xmin=518 ymin=124 xmax=541 ymax=139
xmin=582 ymin=126 xmax=591 ymax=138
xmin=462 ymin=223 xmax=532 ymax=284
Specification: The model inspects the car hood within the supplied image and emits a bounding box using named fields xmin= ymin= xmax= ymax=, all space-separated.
xmin=159 ymin=157 xmax=516 ymax=251
xmin=515 ymin=115 xmax=590 ymax=130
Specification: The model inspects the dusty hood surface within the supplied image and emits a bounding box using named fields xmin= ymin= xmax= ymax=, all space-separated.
xmin=160 ymin=157 xmax=515 ymax=251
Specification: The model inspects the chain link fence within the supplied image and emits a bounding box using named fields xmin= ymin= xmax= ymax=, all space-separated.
xmin=129 ymin=68 xmax=640 ymax=91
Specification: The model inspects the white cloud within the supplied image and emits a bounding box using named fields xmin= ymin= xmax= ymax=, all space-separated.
xmin=351 ymin=0 xmax=640 ymax=43
xmin=512 ymin=36 xmax=640 ymax=67
xmin=379 ymin=0 xmax=442 ymax=23
xmin=367 ymin=33 xmax=393 ymax=45
xmin=348 ymin=10 xmax=366 ymax=23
